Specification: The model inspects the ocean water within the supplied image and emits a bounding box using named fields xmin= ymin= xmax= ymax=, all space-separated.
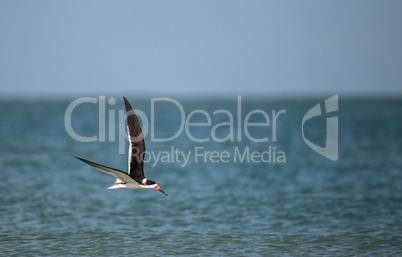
xmin=0 ymin=96 xmax=401 ymax=256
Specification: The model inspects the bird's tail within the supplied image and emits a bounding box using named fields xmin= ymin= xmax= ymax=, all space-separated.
xmin=107 ymin=179 xmax=125 ymax=189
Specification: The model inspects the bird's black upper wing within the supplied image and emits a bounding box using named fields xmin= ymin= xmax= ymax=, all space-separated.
xmin=124 ymin=97 xmax=146 ymax=183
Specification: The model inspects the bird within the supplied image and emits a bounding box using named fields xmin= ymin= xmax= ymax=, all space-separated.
xmin=75 ymin=97 xmax=168 ymax=196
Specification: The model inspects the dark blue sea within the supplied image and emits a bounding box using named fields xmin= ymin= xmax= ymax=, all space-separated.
xmin=0 ymin=96 xmax=401 ymax=256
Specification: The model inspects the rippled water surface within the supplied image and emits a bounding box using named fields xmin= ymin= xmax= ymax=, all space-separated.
xmin=0 ymin=97 xmax=401 ymax=256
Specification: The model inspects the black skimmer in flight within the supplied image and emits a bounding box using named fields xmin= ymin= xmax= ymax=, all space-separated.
xmin=75 ymin=97 xmax=167 ymax=196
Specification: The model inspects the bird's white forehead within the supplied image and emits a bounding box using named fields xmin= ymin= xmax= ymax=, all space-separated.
xmin=142 ymin=178 xmax=147 ymax=184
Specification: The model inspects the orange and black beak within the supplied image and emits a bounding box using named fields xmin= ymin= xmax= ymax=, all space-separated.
xmin=155 ymin=185 xmax=168 ymax=196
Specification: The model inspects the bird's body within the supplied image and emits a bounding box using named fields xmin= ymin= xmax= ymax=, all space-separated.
xmin=75 ymin=97 xmax=167 ymax=196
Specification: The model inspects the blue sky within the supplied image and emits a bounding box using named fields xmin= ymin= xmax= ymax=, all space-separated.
xmin=1 ymin=1 xmax=401 ymax=98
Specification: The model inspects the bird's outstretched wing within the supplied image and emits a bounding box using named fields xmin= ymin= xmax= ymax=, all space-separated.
xmin=74 ymin=157 xmax=133 ymax=182
xmin=123 ymin=97 xmax=146 ymax=183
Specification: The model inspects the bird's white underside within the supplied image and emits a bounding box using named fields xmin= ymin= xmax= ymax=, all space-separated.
xmin=107 ymin=179 xmax=157 ymax=190
xmin=91 ymin=164 xmax=155 ymax=190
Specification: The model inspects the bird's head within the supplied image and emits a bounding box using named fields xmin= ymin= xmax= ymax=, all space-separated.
xmin=145 ymin=179 xmax=168 ymax=196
